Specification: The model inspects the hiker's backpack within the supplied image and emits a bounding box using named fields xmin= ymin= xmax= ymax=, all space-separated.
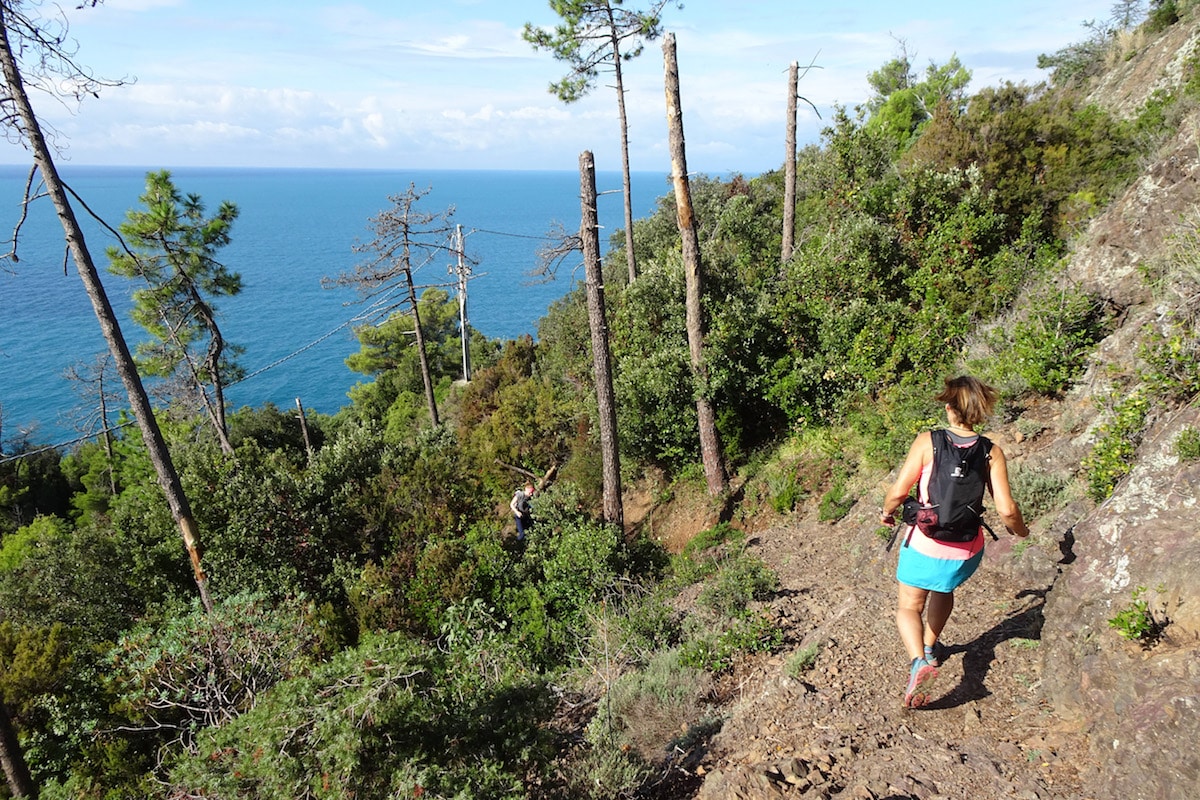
xmin=917 ymin=429 xmax=993 ymax=542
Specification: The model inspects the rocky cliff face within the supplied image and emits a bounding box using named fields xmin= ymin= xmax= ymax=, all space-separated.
xmin=1042 ymin=407 xmax=1200 ymax=799
xmin=1037 ymin=14 xmax=1200 ymax=800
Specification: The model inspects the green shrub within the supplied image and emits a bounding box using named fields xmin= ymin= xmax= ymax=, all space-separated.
xmin=767 ymin=468 xmax=804 ymax=513
xmin=586 ymin=648 xmax=711 ymax=760
xmin=1039 ymin=30 xmax=1112 ymax=86
xmin=0 ymin=515 xmax=68 ymax=573
xmin=1139 ymin=319 xmax=1200 ymax=404
xmin=167 ymin=630 xmax=552 ymax=799
xmin=684 ymin=521 xmax=744 ymax=555
xmin=1008 ymin=465 xmax=1071 ymax=520
xmin=1108 ymin=586 xmax=1162 ymax=644
xmin=1015 ymin=418 xmax=1047 ymax=439
xmin=491 ymin=491 xmax=633 ymax=668
xmin=697 ymin=551 xmax=778 ymax=618
xmin=818 ymin=471 xmax=855 ymax=522
xmin=110 ymin=593 xmax=325 ymax=737
xmin=609 ymin=587 xmax=683 ymax=663
xmin=1147 ymin=0 xmax=1180 ymax=32
xmin=842 ymin=381 xmax=940 ymax=463
xmin=679 ymin=614 xmax=783 ymax=673
xmin=1083 ymin=390 xmax=1150 ymax=501
xmin=562 ymin=743 xmax=652 ymax=800
xmin=987 ymin=285 xmax=1109 ymax=396
xmin=1176 ymin=427 xmax=1200 ymax=461
xmin=669 ymin=522 xmax=746 ymax=588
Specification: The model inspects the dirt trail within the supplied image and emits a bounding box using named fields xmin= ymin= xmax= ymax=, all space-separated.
xmin=685 ymin=512 xmax=1095 ymax=800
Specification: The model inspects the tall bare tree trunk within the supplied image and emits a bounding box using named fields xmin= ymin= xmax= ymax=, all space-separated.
xmin=662 ymin=32 xmax=727 ymax=496
xmin=579 ymin=151 xmax=624 ymax=528
xmin=607 ymin=6 xmax=638 ymax=284
xmin=782 ymin=60 xmax=798 ymax=262
xmin=402 ymin=242 xmax=439 ymax=426
xmin=0 ymin=703 xmax=35 ymax=799
xmin=0 ymin=6 xmax=213 ymax=615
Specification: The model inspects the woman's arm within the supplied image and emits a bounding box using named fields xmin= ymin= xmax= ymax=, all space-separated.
xmin=987 ymin=445 xmax=1029 ymax=537
xmin=881 ymin=432 xmax=932 ymax=524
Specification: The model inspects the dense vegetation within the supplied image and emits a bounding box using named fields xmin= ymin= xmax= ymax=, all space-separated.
xmin=3 ymin=4 xmax=1200 ymax=797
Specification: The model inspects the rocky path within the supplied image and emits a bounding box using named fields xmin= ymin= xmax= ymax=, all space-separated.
xmin=687 ymin=513 xmax=1097 ymax=800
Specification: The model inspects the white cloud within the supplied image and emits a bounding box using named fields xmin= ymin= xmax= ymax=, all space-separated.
xmin=362 ymin=112 xmax=389 ymax=147
xmin=4 ymin=0 xmax=1116 ymax=174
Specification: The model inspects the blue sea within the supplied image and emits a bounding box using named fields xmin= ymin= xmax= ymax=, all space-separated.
xmin=0 ymin=166 xmax=670 ymax=445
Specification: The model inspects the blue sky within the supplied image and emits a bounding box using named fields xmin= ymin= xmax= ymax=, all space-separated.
xmin=10 ymin=0 xmax=1112 ymax=175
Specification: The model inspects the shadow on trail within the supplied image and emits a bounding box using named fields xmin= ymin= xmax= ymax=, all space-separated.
xmin=922 ymin=585 xmax=1049 ymax=710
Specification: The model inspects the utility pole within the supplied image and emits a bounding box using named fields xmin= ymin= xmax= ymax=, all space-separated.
xmin=295 ymin=397 xmax=314 ymax=465
xmin=453 ymin=224 xmax=471 ymax=382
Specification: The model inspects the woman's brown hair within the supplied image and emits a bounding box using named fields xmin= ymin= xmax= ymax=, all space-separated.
xmin=935 ymin=376 xmax=998 ymax=429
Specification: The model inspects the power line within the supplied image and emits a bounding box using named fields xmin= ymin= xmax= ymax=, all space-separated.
xmin=1 ymin=299 xmax=388 ymax=460
xmin=3 ymin=220 xmax=570 ymax=461
xmin=0 ymin=419 xmax=136 ymax=465
xmin=468 ymin=227 xmax=565 ymax=242
xmin=229 ymin=316 xmax=357 ymax=387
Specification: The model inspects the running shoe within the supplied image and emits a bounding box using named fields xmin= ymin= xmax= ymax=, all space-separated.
xmin=903 ymin=657 xmax=939 ymax=708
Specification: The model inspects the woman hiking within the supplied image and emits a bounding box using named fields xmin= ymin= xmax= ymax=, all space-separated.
xmin=880 ymin=376 xmax=1030 ymax=708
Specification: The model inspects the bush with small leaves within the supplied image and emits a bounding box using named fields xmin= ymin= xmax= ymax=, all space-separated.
xmin=1108 ymin=586 xmax=1162 ymax=645
xmin=109 ymin=592 xmax=327 ymax=757
xmin=984 ymin=285 xmax=1110 ymax=397
xmin=697 ymin=551 xmax=778 ymax=619
xmin=1083 ymin=391 xmax=1149 ymax=501
xmin=166 ymin=630 xmax=552 ymax=799
xmin=1175 ymin=427 xmax=1200 ymax=461
xmin=585 ymin=647 xmax=711 ymax=761
xmin=1008 ymin=464 xmax=1071 ymax=520
xmin=679 ymin=614 xmax=783 ymax=673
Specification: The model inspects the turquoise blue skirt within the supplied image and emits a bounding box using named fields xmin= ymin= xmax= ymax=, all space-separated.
xmin=897 ymin=541 xmax=984 ymax=593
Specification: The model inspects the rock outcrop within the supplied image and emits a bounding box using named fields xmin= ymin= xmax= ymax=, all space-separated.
xmin=1041 ymin=406 xmax=1200 ymax=800
xmin=1036 ymin=17 xmax=1200 ymax=799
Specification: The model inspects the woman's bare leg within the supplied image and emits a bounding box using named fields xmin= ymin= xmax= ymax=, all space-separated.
xmin=924 ymin=590 xmax=955 ymax=647
xmin=896 ymin=583 xmax=930 ymax=661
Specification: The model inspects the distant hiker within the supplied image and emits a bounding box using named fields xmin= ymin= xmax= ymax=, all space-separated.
xmin=510 ymin=483 xmax=535 ymax=541
xmin=880 ymin=376 xmax=1029 ymax=708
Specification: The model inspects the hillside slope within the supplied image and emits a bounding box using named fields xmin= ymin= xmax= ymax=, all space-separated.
xmin=669 ymin=15 xmax=1200 ymax=800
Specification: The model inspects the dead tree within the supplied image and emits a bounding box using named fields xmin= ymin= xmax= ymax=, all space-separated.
xmin=327 ymin=184 xmax=456 ymax=428
xmin=782 ymin=56 xmax=820 ymax=263
xmin=63 ymin=353 xmax=122 ymax=496
xmin=579 ymin=150 xmax=624 ymax=529
xmin=662 ymin=32 xmax=727 ymax=496
xmin=782 ymin=60 xmax=798 ymax=262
